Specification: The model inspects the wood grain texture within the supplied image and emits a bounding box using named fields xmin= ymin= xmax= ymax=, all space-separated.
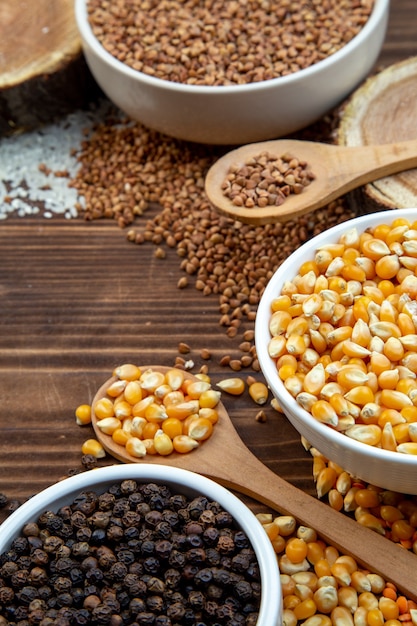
xmin=0 ymin=0 xmax=98 ymax=135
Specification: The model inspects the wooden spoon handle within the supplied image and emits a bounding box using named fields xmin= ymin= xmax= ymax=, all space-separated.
xmin=202 ymin=444 xmax=417 ymax=602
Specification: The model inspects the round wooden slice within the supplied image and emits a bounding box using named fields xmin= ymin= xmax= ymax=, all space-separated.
xmin=337 ymin=57 xmax=417 ymax=211
xmin=0 ymin=0 xmax=98 ymax=136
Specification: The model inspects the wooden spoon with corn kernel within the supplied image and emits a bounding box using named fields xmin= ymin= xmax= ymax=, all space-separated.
xmin=205 ymin=138 xmax=417 ymax=225
xmin=91 ymin=366 xmax=417 ymax=601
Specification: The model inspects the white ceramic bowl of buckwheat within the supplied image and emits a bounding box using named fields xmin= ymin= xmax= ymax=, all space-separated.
xmin=74 ymin=0 xmax=389 ymax=145
xmin=0 ymin=464 xmax=281 ymax=625
xmin=256 ymin=209 xmax=417 ymax=495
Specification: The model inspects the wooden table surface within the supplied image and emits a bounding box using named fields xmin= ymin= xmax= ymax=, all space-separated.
xmin=1 ymin=0 xmax=416 ymax=532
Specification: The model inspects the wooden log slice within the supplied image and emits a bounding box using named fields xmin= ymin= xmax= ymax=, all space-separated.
xmin=0 ymin=0 xmax=99 ymax=136
xmin=337 ymin=57 xmax=417 ymax=212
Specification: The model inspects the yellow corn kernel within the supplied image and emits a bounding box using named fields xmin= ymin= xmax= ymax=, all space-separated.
xmin=161 ymin=417 xmax=183 ymax=439
xmin=198 ymin=389 xmax=221 ymax=408
xmin=353 ymin=296 xmax=371 ymax=323
xmin=106 ymin=378 xmax=127 ymax=397
xmin=271 ymin=294 xmax=292 ymax=311
xmin=123 ymin=380 xmax=143 ymax=405
xmin=269 ymin=310 xmax=292 ymax=335
xmin=383 ymin=337 xmax=405 ymax=362
xmin=328 ymin=489 xmax=344 ymax=511
xmin=216 ymin=377 xmax=245 ymax=395
xmin=341 ymin=263 xmax=366 ymax=282
xmin=354 ymin=511 xmax=386 ymax=535
xmin=141 ymin=421 xmax=159 ymax=440
xmin=302 ymin=293 xmax=323 ymax=316
xmin=145 ymin=402 xmax=168 ymax=422
xmin=337 ymin=587 xmax=358 ymax=613
xmin=337 ymin=366 xmax=369 ymax=390
xmin=274 ymin=515 xmax=297 ymax=536
xmin=124 ymin=436 xmax=146 ymax=458
xmin=369 ymin=320 xmax=402 ymax=340
xmin=397 ymin=312 xmax=416 ymax=335
xmin=361 ymin=237 xmax=391 ymax=260
xmin=392 ymin=422 xmax=411 ymax=444
xmin=401 ymin=404 xmax=417 ymax=423
xmin=112 ymin=427 xmax=131 ymax=446
xmin=381 ymin=422 xmax=397 ymax=451
xmin=81 ymin=438 xmax=106 ymax=458
xmin=311 ymin=400 xmax=338 ymax=427
xmin=309 ymin=329 xmax=328 ymax=353
xmin=345 ymin=424 xmax=382 ymax=446
xmin=313 ymin=586 xmax=338 ymax=613
xmin=286 ymin=333 xmax=307 ymax=355
xmin=380 ymin=389 xmax=413 ymax=410
xmin=397 ymin=441 xmax=417 ymax=455
xmin=96 ymin=417 xmax=122 ymax=435
xmin=378 ymin=369 xmax=400 ymax=390
xmin=379 ymin=299 xmax=399 ymax=323
xmin=268 ymin=335 xmax=287 ymax=358
xmin=379 ymin=597 xmax=400 ymax=621
xmin=359 ymin=402 xmax=381 ymax=425
xmin=187 ymin=417 xmax=214 ymax=441
xmin=154 ymin=383 xmax=173 ymax=400
xmin=132 ymin=395 xmax=155 ymax=417
xmin=113 ymin=400 xmax=132 ymax=420
xmin=153 ymin=431 xmax=174 ymax=456
xmin=343 ymin=385 xmax=374 ymax=406
xmin=248 ymin=381 xmax=269 ymax=405
xmin=165 ymin=368 xmax=184 ymax=390
xmin=367 ymin=609 xmax=385 ymax=626
xmin=140 ymin=369 xmax=166 ymax=392
xmin=198 ymin=407 xmax=219 ymax=424
xmin=114 ymin=363 xmax=141 ymax=381
xmin=369 ymin=351 xmax=391 ymax=376
xmin=166 ymin=400 xmax=200 ymax=420
xmin=279 ymin=363 xmax=297 ymax=380
xmin=331 ymin=606 xmax=356 ymax=626
xmin=330 ymin=562 xmax=351 ymax=587
xmin=285 ymin=375 xmax=304 ymax=397
xmin=329 ymin=393 xmax=350 ymax=417
xmin=94 ymin=397 xmax=115 ymax=419
xmin=293 ymin=598 xmax=317 ymax=621
xmin=303 ymin=363 xmax=326 ymax=395
xmin=375 ymin=254 xmax=401 ymax=279
xmin=316 ymin=467 xmax=338 ymax=499
xmin=75 ymin=404 xmax=92 ymax=426
xmin=186 ymin=380 xmax=211 ymax=399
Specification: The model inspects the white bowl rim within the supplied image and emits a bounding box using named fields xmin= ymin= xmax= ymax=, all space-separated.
xmin=256 ymin=208 xmax=417 ymax=468
xmin=74 ymin=0 xmax=388 ymax=95
xmin=0 ymin=464 xmax=281 ymax=625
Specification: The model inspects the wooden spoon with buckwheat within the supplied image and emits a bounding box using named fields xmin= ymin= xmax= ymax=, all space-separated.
xmin=205 ymin=138 xmax=417 ymax=225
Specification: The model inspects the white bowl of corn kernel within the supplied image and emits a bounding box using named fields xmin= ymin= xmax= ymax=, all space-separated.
xmin=0 ymin=464 xmax=282 ymax=625
xmin=74 ymin=0 xmax=389 ymax=144
xmin=256 ymin=209 xmax=417 ymax=495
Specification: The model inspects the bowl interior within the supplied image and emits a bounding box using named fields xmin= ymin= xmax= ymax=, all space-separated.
xmin=255 ymin=209 xmax=417 ymax=493
xmin=0 ymin=464 xmax=281 ymax=626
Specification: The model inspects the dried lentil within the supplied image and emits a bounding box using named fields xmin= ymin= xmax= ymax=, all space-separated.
xmin=87 ymin=0 xmax=374 ymax=86
xmin=0 ymin=480 xmax=261 ymax=625
xmin=222 ymin=152 xmax=316 ymax=209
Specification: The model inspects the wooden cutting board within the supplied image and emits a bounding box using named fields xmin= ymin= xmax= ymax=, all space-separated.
xmin=337 ymin=57 xmax=417 ymax=211
xmin=0 ymin=0 xmax=98 ymax=136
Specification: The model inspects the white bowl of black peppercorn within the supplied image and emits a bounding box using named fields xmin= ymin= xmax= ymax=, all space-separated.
xmin=74 ymin=0 xmax=389 ymax=145
xmin=0 ymin=464 xmax=281 ymax=625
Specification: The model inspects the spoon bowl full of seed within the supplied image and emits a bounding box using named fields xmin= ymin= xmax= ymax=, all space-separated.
xmin=205 ymin=138 xmax=417 ymax=224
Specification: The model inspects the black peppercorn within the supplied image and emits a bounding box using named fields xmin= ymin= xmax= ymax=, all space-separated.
xmin=0 ymin=481 xmax=261 ymax=626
